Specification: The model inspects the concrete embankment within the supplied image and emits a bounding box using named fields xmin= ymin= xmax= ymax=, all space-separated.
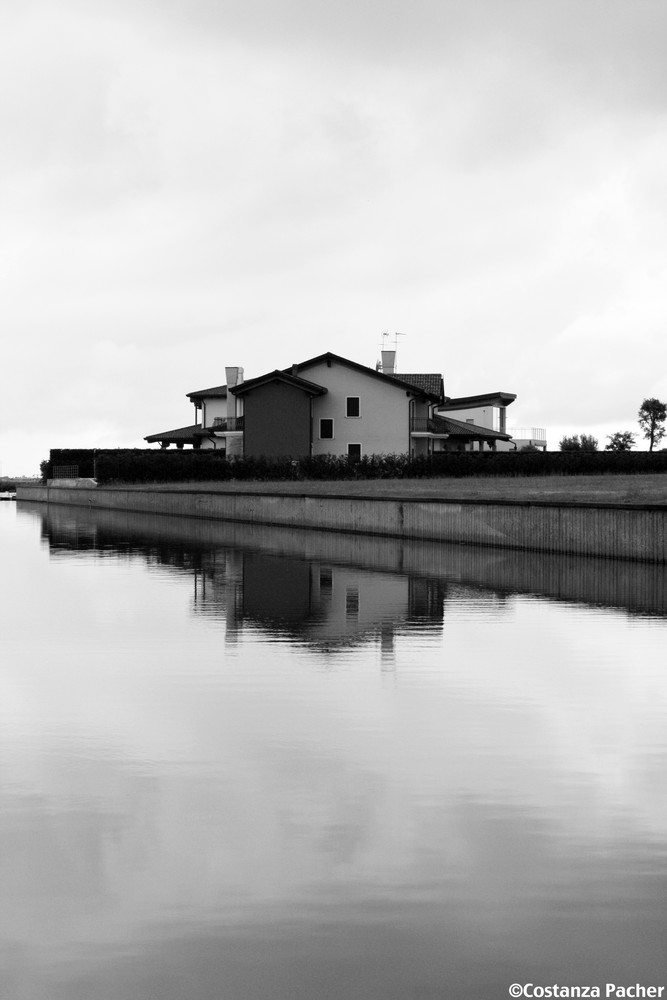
xmin=16 ymin=482 xmax=667 ymax=563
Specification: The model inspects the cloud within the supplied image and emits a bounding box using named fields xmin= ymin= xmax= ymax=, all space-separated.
xmin=2 ymin=0 xmax=667 ymax=471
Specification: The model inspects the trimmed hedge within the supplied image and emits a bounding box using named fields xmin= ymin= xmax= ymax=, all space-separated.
xmin=41 ymin=447 xmax=667 ymax=484
xmin=42 ymin=449 xmax=230 ymax=484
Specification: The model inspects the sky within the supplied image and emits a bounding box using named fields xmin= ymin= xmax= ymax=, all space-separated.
xmin=2 ymin=0 xmax=667 ymax=475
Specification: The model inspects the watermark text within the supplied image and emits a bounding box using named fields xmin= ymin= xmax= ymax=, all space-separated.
xmin=508 ymin=985 xmax=665 ymax=999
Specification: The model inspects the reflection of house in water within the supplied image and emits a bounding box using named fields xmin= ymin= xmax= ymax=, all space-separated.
xmin=196 ymin=550 xmax=447 ymax=653
xmin=25 ymin=504 xmax=447 ymax=656
xmin=193 ymin=549 xmax=244 ymax=634
xmin=24 ymin=503 xmax=667 ymax=652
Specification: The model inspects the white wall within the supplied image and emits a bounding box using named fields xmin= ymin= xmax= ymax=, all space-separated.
xmin=305 ymin=360 xmax=413 ymax=456
xmin=438 ymin=404 xmax=496 ymax=429
xmin=200 ymin=397 xmax=228 ymax=427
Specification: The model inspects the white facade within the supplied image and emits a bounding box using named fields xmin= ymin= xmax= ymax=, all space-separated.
xmin=441 ymin=405 xmax=496 ymax=429
xmin=299 ymin=358 xmax=420 ymax=457
xmin=198 ymin=395 xmax=227 ymax=431
xmin=194 ymin=394 xmax=244 ymax=456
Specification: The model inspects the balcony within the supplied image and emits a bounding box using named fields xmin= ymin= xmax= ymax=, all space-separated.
xmin=211 ymin=416 xmax=244 ymax=432
xmin=410 ymin=417 xmax=450 ymax=436
xmin=507 ymin=427 xmax=547 ymax=444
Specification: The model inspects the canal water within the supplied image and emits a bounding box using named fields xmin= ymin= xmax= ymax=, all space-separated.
xmin=2 ymin=501 xmax=667 ymax=999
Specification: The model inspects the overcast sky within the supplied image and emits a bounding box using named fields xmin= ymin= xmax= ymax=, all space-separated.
xmin=2 ymin=0 xmax=667 ymax=474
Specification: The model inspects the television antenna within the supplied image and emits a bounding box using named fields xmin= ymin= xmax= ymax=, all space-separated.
xmin=379 ymin=331 xmax=406 ymax=351
xmin=376 ymin=331 xmax=406 ymax=371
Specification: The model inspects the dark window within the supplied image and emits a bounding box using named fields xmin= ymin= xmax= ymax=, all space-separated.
xmin=347 ymin=443 xmax=362 ymax=461
xmin=320 ymin=418 xmax=334 ymax=439
xmin=346 ymin=587 xmax=359 ymax=618
xmin=346 ymin=396 xmax=360 ymax=417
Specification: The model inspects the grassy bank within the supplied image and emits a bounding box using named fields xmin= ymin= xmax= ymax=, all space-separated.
xmin=115 ymin=473 xmax=667 ymax=506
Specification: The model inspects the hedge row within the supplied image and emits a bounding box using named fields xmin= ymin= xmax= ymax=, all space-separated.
xmin=41 ymin=447 xmax=667 ymax=484
xmin=42 ymin=449 xmax=228 ymax=483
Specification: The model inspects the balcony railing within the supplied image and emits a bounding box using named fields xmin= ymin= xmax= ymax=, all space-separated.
xmin=410 ymin=417 xmax=450 ymax=435
xmin=506 ymin=427 xmax=546 ymax=442
xmin=411 ymin=418 xmax=548 ymax=444
xmin=211 ymin=416 xmax=244 ymax=432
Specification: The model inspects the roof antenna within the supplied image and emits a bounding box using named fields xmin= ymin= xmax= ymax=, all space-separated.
xmin=377 ymin=331 xmax=405 ymax=372
xmin=376 ymin=331 xmax=389 ymax=369
xmin=378 ymin=331 xmax=405 ymax=348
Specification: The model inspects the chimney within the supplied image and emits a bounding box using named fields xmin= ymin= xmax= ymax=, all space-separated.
xmin=381 ymin=350 xmax=396 ymax=375
xmin=225 ymin=366 xmax=243 ymax=388
xmin=225 ymin=366 xmax=243 ymax=418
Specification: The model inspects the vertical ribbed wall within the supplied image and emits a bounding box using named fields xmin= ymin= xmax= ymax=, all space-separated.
xmin=16 ymin=485 xmax=667 ymax=563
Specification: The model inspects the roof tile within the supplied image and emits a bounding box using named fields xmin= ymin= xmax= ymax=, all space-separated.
xmin=392 ymin=373 xmax=444 ymax=398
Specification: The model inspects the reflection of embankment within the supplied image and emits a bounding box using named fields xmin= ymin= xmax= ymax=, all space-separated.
xmin=19 ymin=501 xmax=667 ymax=617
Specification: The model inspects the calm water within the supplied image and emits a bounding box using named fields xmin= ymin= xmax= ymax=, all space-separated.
xmin=2 ymin=500 xmax=667 ymax=999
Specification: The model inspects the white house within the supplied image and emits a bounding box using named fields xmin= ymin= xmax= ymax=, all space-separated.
xmin=145 ymin=349 xmax=522 ymax=456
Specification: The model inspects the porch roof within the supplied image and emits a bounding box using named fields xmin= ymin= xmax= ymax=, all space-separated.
xmin=144 ymin=424 xmax=201 ymax=444
xmin=429 ymin=414 xmax=512 ymax=440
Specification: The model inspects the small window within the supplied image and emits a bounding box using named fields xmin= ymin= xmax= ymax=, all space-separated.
xmin=347 ymin=443 xmax=362 ymax=462
xmin=319 ymin=567 xmax=333 ymax=593
xmin=320 ymin=418 xmax=334 ymax=439
xmin=346 ymin=396 xmax=360 ymax=418
xmin=346 ymin=587 xmax=359 ymax=618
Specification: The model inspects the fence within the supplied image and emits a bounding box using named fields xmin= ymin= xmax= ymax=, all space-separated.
xmin=507 ymin=428 xmax=547 ymax=442
xmin=211 ymin=416 xmax=245 ymax=431
xmin=51 ymin=465 xmax=79 ymax=479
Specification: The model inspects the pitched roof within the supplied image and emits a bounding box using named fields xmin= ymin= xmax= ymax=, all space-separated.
xmin=185 ymin=354 xmax=447 ymax=404
xmin=230 ymin=370 xmax=327 ymax=397
xmin=291 ymin=352 xmax=443 ymax=402
xmin=391 ymin=373 xmax=444 ymax=399
xmin=144 ymin=424 xmax=201 ymax=443
xmin=186 ymin=384 xmax=227 ymax=400
xmin=431 ymin=414 xmax=512 ymax=440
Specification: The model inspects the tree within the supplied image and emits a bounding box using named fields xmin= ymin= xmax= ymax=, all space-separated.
xmin=559 ymin=434 xmax=598 ymax=452
xmin=605 ymin=431 xmax=635 ymax=452
xmin=638 ymin=398 xmax=667 ymax=451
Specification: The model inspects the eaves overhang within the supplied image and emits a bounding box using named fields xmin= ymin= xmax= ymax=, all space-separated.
xmin=186 ymin=384 xmax=228 ymax=402
xmin=442 ymin=391 xmax=516 ymax=409
xmin=230 ymin=370 xmax=327 ymax=396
